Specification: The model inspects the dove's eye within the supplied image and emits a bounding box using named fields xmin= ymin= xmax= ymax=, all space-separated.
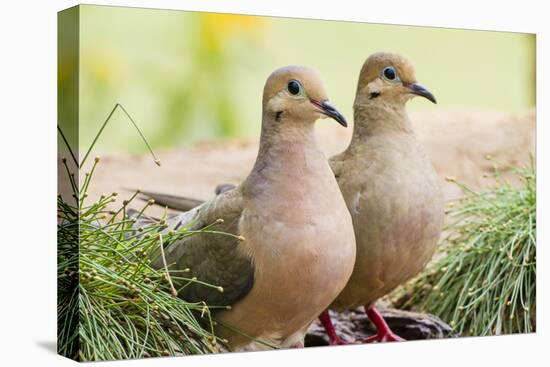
xmin=382 ymin=66 xmax=399 ymax=82
xmin=287 ymin=80 xmax=303 ymax=96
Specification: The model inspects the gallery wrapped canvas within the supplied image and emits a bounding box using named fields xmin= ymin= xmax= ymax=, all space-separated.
xmin=57 ymin=4 xmax=535 ymax=362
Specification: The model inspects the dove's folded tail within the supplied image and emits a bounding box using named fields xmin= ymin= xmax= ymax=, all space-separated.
xmin=133 ymin=183 xmax=236 ymax=212
xmin=135 ymin=190 xmax=204 ymax=212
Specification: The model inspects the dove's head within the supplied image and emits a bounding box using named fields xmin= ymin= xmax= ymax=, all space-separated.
xmin=262 ymin=65 xmax=347 ymax=127
xmin=354 ymin=52 xmax=436 ymax=108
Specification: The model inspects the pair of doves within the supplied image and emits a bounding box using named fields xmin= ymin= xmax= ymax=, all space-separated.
xmin=131 ymin=53 xmax=443 ymax=350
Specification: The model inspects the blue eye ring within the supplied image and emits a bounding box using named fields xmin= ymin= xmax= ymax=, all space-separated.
xmin=287 ymin=79 xmax=304 ymax=96
xmin=381 ymin=66 xmax=400 ymax=82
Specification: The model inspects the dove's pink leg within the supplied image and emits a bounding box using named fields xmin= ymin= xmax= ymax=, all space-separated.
xmin=319 ymin=310 xmax=348 ymax=345
xmin=363 ymin=306 xmax=405 ymax=343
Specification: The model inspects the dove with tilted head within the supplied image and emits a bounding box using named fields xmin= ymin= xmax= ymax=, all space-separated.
xmin=131 ymin=65 xmax=356 ymax=351
xmin=318 ymin=52 xmax=444 ymax=344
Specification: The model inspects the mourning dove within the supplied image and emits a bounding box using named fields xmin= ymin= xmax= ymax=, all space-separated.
xmin=318 ymin=52 xmax=444 ymax=344
xmin=132 ymin=65 xmax=356 ymax=351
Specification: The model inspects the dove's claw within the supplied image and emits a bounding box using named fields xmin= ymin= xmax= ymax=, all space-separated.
xmin=363 ymin=306 xmax=405 ymax=343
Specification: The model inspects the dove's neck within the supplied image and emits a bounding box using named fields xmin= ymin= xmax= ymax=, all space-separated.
xmin=351 ymin=102 xmax=413 ymax=142
xmin=245 ymin=115 xmax=327 ymax=192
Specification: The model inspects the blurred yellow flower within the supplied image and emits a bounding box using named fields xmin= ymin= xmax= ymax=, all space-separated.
xmin=199 ymin=13 xmax=267 ymax=51
xmin=84 ymin=47 xmax=126 ymax=85
xmin=204 ymin=13 xmax=264 ymax=32
xmin=58 ymin=60 xmax=75 ymax=86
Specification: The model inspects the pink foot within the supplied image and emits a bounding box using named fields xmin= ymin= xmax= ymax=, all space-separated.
xmin=362 ymin=306 xmax=405 ymax=343
xmin=319 ymin=310 xmax=349 ymax=345
xmin=328 ymin=335 xmax=349 ymax=345
xmin=290 ymin=341 xmax=304 ymax=348
xmin=362 ymin=330 xmax=404 ymax=343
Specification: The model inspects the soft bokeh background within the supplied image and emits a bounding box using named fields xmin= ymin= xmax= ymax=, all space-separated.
xmin=61 ymin=5 xmax=535 ymax=153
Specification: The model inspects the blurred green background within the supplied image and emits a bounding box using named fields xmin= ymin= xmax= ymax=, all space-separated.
xmin=60 ymin=5 xmax=535 ymax=153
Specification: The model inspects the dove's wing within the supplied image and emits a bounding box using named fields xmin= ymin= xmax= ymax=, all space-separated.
xmin=134 ymin=187 xmax=254 ymax=306
xmin=329 ymin=152 xmax=346 ymax=179
xmin=214 ymin=183 xmax=237 ymax=195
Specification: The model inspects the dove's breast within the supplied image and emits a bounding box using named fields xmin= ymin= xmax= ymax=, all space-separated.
xmin=217 ymin=148 xmax=356 ymax=349
xmin=332 ymin=133 xmax=444 ymax=310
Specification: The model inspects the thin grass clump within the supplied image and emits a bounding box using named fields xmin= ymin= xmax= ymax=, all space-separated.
xmin=57 ymin=105 xmax=227 ymax=361
xmin=58 ymin=157 xmax=229 ymax=361
xmin=394 ymin=160 xmax=536 ymax=336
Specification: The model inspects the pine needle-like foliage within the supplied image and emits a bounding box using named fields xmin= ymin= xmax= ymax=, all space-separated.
xmin=57 ymin=105 xmax=227 ymax=361
xmin=57 ymin=157 xmax=229 ymax=361
xmin=395 ymin=161 xmax=536 ymax=336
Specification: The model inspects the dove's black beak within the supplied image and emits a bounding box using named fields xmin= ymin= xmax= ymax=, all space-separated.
xmin=407 ymin=83 xmax=437 ymax=104
xmin=310 ymin=99 xmax=348 ymax=127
